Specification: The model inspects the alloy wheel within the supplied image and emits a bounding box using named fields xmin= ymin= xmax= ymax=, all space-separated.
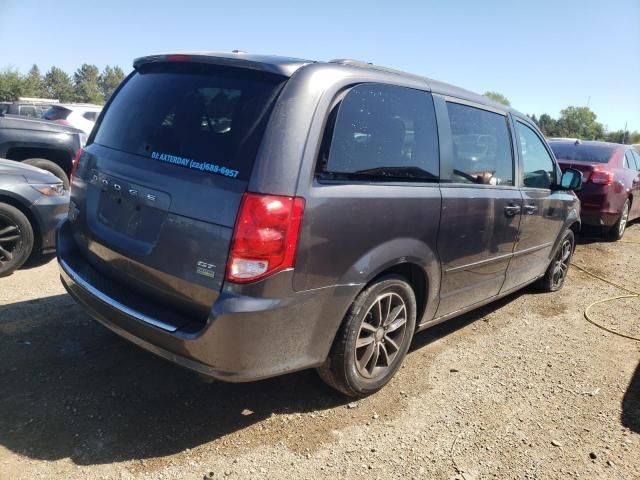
xmin=618 ymin=201 xmax=629 ymax=238
xmin=0 ymin=215 xmax=22 ymax=267
xmin=354 ymin=292 xmax=408 ymax=379
xmin=551 ymin=238 xmax=572 ymax=289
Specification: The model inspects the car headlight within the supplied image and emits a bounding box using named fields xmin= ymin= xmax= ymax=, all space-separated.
xmin=31 ymin=183 xmax=66 ymax=196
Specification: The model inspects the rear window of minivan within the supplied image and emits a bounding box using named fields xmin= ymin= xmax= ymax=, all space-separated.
xmin=93 ymin=63 xmax=287 ymax=181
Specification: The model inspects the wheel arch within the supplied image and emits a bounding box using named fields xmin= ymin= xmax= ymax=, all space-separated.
xmin=335 ymin=238 xmax=440 ymax=326
xmin=368 ymin=262 xmax=430 ymax=329
xmin=0 ymin=194 xmax=41 ymax=255
xmin=5 ymin=147 xmax=73 ymax=176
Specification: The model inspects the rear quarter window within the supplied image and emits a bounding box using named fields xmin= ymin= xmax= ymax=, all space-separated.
xmin=83 ymin=111 xmax=98 ymax=122
xmin=317 ymin=83 xmax=439 ymax=182
xmin=93 ymin=63 xmax=287 ymax=181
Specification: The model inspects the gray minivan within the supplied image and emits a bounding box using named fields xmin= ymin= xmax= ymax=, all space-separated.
xmin=57 ymin=52 xmax=582 ymax=397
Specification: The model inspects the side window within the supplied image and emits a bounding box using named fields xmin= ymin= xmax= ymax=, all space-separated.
xmin=631 ymin=150 xmax=640 ymax=171
xmin=83 ymin=111 xmax=98 ymax=122
xmin=624 ymin=151 xmax=635 ymax=170
xmin=446 ymin=102 xmax=513 ymax=186
xmin=516 ymin=121 xmax=556 ymax=189
xmin=18 ymin=105 xmax=37 ymax=117
xmin=319 ymin=83 xmax=439 ymax=182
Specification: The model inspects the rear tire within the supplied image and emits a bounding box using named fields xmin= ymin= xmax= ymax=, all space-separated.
xmin=317 ymin=275 xmax=417 ymax=397
xmin=22 ymin=158 xmax=70 ymax=190
xmin=0 ymin=203 xmax=34 ymax=277
xmin=609 ymin=199 xmax=630 ymax=241
xmin=536 ymin=230 xmax=574 ymax=292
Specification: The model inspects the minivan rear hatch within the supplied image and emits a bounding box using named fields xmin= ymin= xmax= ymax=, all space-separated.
xmin=69 ymin=60 xmax=288 ymax=329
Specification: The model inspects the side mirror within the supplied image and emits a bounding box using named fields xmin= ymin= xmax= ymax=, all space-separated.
xmin=559 ymin=168 xmax=582 ymax=191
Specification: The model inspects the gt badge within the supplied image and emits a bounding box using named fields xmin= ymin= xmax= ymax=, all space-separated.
xmin=196 ymin=261 xmax=216 ymax=279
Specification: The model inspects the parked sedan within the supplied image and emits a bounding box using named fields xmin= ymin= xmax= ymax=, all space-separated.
xmin=550 ymin=140 xmax=640 ymax=240
xmin=0 ymin=158 xmax=69 ymax=276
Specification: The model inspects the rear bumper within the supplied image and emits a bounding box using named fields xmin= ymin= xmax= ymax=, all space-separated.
xmin=579 ymin=210 xmax=619 ymax=227
xmin=576 ymin=185 xmax=626 ymax=227
xmin=57 ymin=223 xmax=360 ymax=381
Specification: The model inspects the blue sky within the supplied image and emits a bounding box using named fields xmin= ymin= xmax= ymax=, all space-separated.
xmin=1 ymin=0 xmax=638 ymax=130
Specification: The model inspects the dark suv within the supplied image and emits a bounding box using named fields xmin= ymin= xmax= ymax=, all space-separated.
xmin=58 ymin=53 xmax=582 ymax=397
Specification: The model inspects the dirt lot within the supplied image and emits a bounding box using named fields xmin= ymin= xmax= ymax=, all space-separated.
xmin=1 ymin=225 xmax=639 ymax=480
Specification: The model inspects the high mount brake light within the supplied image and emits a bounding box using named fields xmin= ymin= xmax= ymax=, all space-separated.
xmin=165 ymin=54 xmax=192 ymax=62
xmin=226 ymin=193 xmax=305 ymax=283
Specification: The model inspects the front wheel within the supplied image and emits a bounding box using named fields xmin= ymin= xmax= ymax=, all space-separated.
xmin=317 ymin=275 xmax=417 ymax=397
xmin=536 ymin=230 xmax=574 ymax=292
xmin=0 ymin=203 xmax=34 ymax=277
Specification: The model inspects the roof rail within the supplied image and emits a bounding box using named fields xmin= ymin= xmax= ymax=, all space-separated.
xmin=330 ymin=59 xmax=430 ymax=85
xmin=17 ymin=97 xmax=60 ymax=104
xmin=329 ymin=59 xmax=373 ymax=67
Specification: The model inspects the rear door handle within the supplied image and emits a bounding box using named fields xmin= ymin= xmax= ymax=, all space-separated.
xmin=523 ymin=204 xmax=538 ymax=215
xmin=504 ymin=205 xmax=521 ymax=217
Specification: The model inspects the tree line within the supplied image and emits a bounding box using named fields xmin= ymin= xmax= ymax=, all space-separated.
xmin=0 ymin=64 xmax=126 ymax=104
xmin=0 ymin=72 xmax=637 ymax=145
xmin=484 ymin=91 xmax=639 ymax=145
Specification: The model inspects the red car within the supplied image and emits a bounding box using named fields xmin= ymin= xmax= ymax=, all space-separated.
xmin=549 ymin=139 xmax=640 ymax=240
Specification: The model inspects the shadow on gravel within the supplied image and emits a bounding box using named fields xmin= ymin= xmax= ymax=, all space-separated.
xmin=0 ymin=286 xmax=525 ymax=466
xmin=576 ymin=222 xmax=639 ymax=245
xmin=622 ymin=362 xmax=640 ymax=434
xmin=0 ymin=295 xmax=351 ymax=465
xmin=411 ymin=289 xmax=525 ymax=351
xmin=21 ymin=253 xmax=57 ymax=270
xmin=576 ymin=226 xmax=612 ymax=245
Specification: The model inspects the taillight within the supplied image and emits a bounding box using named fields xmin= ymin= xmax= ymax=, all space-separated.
xmin=590 ymin=169 xmax=613 ymax=185
xmin=581 ymin=171 xmax=591 ymax=183
xmin=70 ymin=148 xmax=82 ymax=183
xmin=226 ymin=193 xmax=305 ymax=283
xmin=54 ymin=119 xmax=70 ymax=126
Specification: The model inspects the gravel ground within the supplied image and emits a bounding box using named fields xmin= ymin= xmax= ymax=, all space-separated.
xmin=0 ymin=224 xmax=639 ymax=480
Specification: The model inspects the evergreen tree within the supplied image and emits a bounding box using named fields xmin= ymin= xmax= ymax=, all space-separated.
xmin=22 ymin=64 xmax=45 ymax=98
xmin=99 ymin=65 xmax=125 ymax=101
xmin=43 ymin=67 xmax=74 ymax=101
xmin=0 ymin=68 xmax=23 ymax=101
xmin=483 ymin=91 xmax=511 ymax=106
xmin=73 ymin=63 xmax=103 ymax=103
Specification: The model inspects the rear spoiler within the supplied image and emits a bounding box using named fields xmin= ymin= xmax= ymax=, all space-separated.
xmin=133 ymin=52 xmax=312 ymax=77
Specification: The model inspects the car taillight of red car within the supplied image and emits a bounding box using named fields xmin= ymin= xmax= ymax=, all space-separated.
xmin=589 ymin=169 xmax=614 ymax=185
